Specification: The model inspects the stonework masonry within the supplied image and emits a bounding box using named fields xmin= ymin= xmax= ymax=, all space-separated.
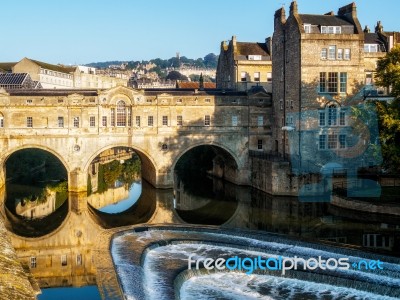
xmin=0 ymin=86 xmax=272 ymax=192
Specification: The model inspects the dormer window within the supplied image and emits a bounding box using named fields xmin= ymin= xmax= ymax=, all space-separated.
xmin=321 ymin=26 xmax=341 ymax=34
xmin=304 ymin=24 xmax=311 ymax=33
xmin=364 ymin=44 xmax=380 ymax=53
xmin=248 ymin=55 xmax=262 ymax=61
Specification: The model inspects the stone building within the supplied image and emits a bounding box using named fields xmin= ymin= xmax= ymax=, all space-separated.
xmin=216 ymin=36 xmax=272 ymax=92
xmin=3 ymin=58 xmax=128 ymax=89
xmin=271 ymin=2 xmax=387 ymax=179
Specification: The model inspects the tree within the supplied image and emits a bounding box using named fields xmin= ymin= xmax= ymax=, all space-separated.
xmin=203 ymin=53 xmax=218 ymax=68
xmin=374 ymin=46 xmax=400 ymax=173
xmin=166 ymin=71 xmax=188 ymax=81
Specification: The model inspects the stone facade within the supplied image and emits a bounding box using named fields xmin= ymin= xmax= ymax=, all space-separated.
xmin=216 ymin=36 xmax=272 ymax=92
xmin=0 ymin=86 xmax=271 ymax=191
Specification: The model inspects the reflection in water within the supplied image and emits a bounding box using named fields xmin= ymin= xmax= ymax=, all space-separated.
xmin=87 ymin=150 xmax=141 ymax=214
xmin=3 ymin=154 xmax=400 ymax=298
xmin=4 ymin=149 xmax=68 ymax=237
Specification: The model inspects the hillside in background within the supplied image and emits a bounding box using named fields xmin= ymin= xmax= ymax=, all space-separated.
xmin=86 ymin=53 xmax=218 ymax=71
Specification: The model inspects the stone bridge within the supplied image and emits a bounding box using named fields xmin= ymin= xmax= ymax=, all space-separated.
xmin=0 ymin=86 xmax=271 ymax=192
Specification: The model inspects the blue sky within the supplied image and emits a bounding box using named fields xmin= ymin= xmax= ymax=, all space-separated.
xmin=2 ymin=0 xmax=399 ymax=64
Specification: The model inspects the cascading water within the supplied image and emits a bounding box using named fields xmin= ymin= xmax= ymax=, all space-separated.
xmin=111 ymin=226 xmax=400 ymax=300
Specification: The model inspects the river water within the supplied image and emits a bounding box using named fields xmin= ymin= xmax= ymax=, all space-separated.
xmin=3 ymin=150 xmax=400 ymax=299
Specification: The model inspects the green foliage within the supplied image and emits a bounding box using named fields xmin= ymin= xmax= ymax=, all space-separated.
xmin=95 ymin=156 xmax=141 ymax=193
xmin=375 ymin=99 xmax=400 ymax=172
xmin=374 ymin=47 xmax=400 ymax=173
xmin=375 ymin=45 xmax=400 ymax=96
xmin=166 ymin=71 xmax=188 ymax=81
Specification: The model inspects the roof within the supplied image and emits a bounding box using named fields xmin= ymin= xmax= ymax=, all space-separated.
xmin=29 ymin=58 xmax=76 ymax=74
xmin=0 ymin=73 xmax=29 ymax=85
xmin=236 ymin=42 xmax=270 ymax=57
xmin=364 ymin=33 xmax=385 ymax=44
xmin=0 ymin=62 xmax=17 ymax=72
xmin=176 ymin=82 xmax=216 ymax=89
xmin=299 ymin=14 xmax=353 ymax=26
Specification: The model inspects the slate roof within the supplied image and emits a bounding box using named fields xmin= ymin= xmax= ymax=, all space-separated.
xmin=236 ymin=42 xmax=271 ymax=57
xmin=299 ymin=14 xmax=353 ymax=26
xmin=0 ymin=62 xmax=16 ymax=72
xmin=364 ymin=33 xmax=385 ymax=44
xmin=29 ymin=59 xmax=76 ymax=73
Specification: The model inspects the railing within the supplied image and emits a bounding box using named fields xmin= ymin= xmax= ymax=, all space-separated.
xmin=249 ymin=150 xmax=288 ymax=162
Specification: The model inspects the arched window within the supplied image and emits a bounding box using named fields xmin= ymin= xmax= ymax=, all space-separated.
xmin=327 ymin=104 xmax=337 ymax=126
xmin=116 ymin=100 xmax=126 ymax=126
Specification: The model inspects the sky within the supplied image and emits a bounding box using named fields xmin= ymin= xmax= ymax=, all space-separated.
xmin=1 ymin=0 xmax=399 ymax=65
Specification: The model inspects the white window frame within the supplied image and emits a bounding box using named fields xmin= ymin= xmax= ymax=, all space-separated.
xmin=257 ymin=116 xmax=263 ymax=127
xmin=232 ymin=115 xmax=238 ymax=126
xmin=304 ymin=24 xmax=311 ymax=33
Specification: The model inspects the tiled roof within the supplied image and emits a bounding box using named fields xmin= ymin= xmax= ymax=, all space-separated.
xmin=176 ymin=82 xmax=216 ymax=89
xmin=236 ymin=42 xmax=270 ymax=57
xmin=0 ymin=62 xmax=16 ymax=72
xmin=299 ymin=14 xmax=353 ymax=26
xmin=29 ymin=59 xmax=76 ymax=73
xmin=0 ymin=73 xmax=28 ymax=85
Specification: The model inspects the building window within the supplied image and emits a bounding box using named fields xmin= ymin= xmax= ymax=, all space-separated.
xmin=204 ymin=115 xmax=211 ymax=126
xmin=73 ymin=117 xmax=79 ymax=128
xmin=339 ymin=134 xmax=346 ymax=149
xmin=116 ymin=100 xmax=126 ymax=126
xmin=321 ymin=26 xmax=341 ymax=34
xmin=254 ymin=72 xmax=260 ymax=82
xmin=340 ymin=73 xmax=347 ymax=93
xmin=240 ymin=72 xmax=246 ymax=82
xmin=327 ymin=72 xmax=338 ymax=93
xmin=26 ymin=99 xmax=33 ymax=104
xmin=177 ymin=115 xmax=183 ymax=126
xmin=76 ymin=254 xmax=82 ymax=266
xmin=267 ymin=72 xmax=272 ymax=82
xmin=127 ymin=107 xmax=132 ymax=127
xmin=328 ymin=104 xmax=337 ymax=126
xmin=58 ymin=116 xmax=64 ymax=128
xmin=337 ymin=48 xmax=343 ymax=60
xmin=365 ymin=72 xmax=373 ymax=85
xmin=364 ymin=44 xmax=379 ymax=53
xmin=304 ymin=23 xmax=311 ymax=33
xmin=257 ymin=139 xmax=263 ymax=150
xmin=320 ymin=72 xmax=347 ymax=94
xmin=328 ymin=134 xmax=338 ymax=149
xmin=176 ymin=98 xmax=182 ymax=104
xmin=232 ymin=115 xmax=238 ymax=126
xmin=90 ymin=116 xmax=95 ymax=127
xmin=0 ymin=116 xmax=3 ymax=128
xmin=328 ymin=45 xmax=336 ymax=60
xmin=27 ymin=117 xmax=33 ymax=128
xmin=280 ymin=100 xmax=283 ymax=110
xmin=111 ymin=108 xmax=115 ymax=126
xmin=290 ymin=100 xmax=294 ymax=109
xmin=257 ymin=116 xmax=263 ymax=127
xmin=321 ymin=48 xmax=327 ymax=60
xmin=319 ymin=135 xmax=326 ymax=150
xmin=102 ymin=116 xmax=107 ymax=127
xmin=344 ymin=49 xmax=351 ymax=60
xmin=161 ymin=144 xmax=168 ymax=150
xmin=61 ymin=255 xmax=67 ymax=266
xmin=148 ymin=116 xmax=154 ymax=127
xmin=30 ymin=257 xmax=37 ymax=268
xmin=162 ymin=115 xmax=168 ymax=126
xmin=205 ymin=98 xmax=211 ymax=103
xmin=319 ymin=112 xmax=325 ymax=126
xmin=319 ymin=73 xmax=326 ymax=92
xmin=135 ymin=116 xmax=140 ymax=127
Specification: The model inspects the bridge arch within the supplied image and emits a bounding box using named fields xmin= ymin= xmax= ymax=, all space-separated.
xmin=1 ymin=144 xmax=71 ymax=174
xmin=171 ymin=142 xmax=244 ymax=185
xmin=171 ymin=142 xmax=241 ymax=171
xmin=84 ymin=144 xmax=158 ymax=187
